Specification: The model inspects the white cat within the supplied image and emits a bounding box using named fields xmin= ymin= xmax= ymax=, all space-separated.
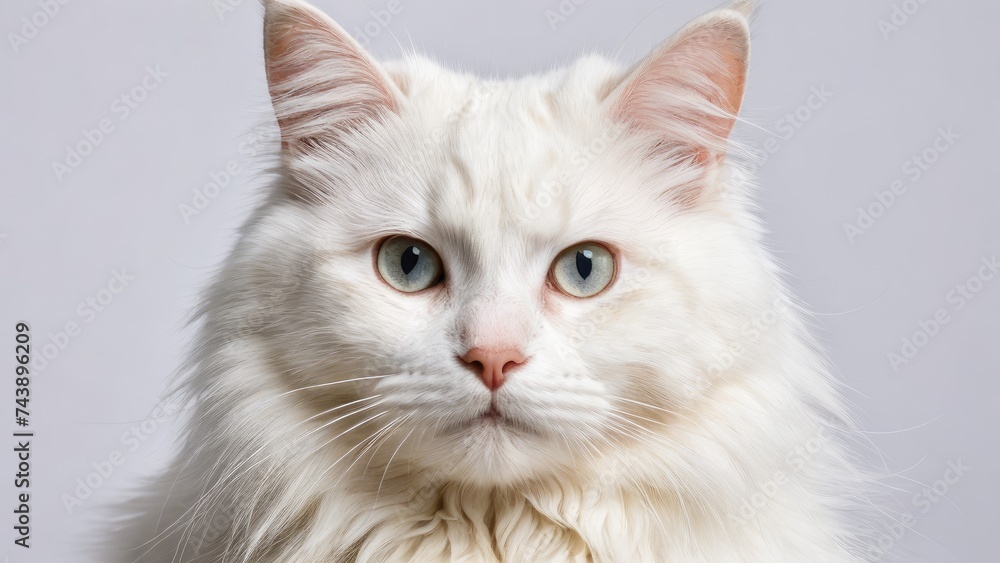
xmin=116 ymin=0 xmax=876 ymax=561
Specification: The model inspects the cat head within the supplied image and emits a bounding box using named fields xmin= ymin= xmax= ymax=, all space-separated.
xmin=238 ymin=0 xmax=769 ymax=488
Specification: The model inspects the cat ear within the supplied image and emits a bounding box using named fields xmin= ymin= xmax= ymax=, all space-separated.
xmin=263 ymin=0 xmax=402 ymax=148
xmin=605 ymin=7 xmax=750 ymax=158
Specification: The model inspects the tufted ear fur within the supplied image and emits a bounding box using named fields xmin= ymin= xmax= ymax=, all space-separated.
xmin=263 ymin=0 xmax=403 ymax=150
xmin=605 ymin=6 xmax=751 ymax=159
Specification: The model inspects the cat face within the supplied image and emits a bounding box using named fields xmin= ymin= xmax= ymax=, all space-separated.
xmin=252 ymin=0 xmax=756 ymax=486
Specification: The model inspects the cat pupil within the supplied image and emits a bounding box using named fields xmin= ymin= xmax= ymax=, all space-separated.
xmin=576 ymin=249 xmax=593 ymax=279
xmin=401 ymin=246 xmax=420 ymax=275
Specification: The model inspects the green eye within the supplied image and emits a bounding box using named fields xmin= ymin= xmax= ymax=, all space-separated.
xmin=550 ymin=242 xmax=615 ymax=297
xmin=376 ymin=236 xmax=444 ymax=293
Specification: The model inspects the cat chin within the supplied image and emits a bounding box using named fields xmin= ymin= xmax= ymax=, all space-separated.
xmin=410 ymin=423 xmax=570 ymax=487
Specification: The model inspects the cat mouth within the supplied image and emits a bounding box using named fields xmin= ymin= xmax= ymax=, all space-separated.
xmin=478 ymin=404 xmax=540 ymax=434
xmin=478 ymin=404 xmax=505 ymax=423
xmin=444 ymin=403 xmax=537 ymax=436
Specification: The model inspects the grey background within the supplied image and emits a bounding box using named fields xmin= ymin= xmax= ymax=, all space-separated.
xmin=1 ymin=0 xmax=997 ymax=561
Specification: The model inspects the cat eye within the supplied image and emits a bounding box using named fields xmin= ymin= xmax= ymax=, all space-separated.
xmin=550 ymin=242 xmax=616 ymax=298
xmin=376 ymin=236 xmax=444 ymax=293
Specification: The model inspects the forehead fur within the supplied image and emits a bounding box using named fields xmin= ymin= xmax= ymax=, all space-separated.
xmin=390 ymin=53 xmax=624 ymax=144
xmin=300 ymin=54 xmax=681 ymax=268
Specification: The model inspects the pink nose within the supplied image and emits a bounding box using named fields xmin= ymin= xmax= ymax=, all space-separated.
xmin=460 ymin=347 xmax=526 ymax=391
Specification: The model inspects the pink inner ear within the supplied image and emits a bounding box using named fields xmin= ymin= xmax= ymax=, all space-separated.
xmin=609 ymin=12 xmax=750 ymax=152
xmin=263 ymin=1 xmax=399 ymax=144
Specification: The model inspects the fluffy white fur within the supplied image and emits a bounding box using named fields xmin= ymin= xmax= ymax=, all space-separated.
xmin=115 ymin=1 xmax=876 ymax=561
